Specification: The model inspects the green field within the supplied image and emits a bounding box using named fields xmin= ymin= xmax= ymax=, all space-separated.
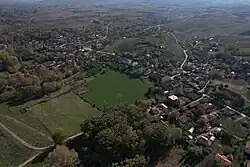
xmin=219 ymin=118 xmax=248 ymax=139
xmin=30 ymin=92 xmax=102 ymax=136
xmin=0 ymin=115 xmax=52 ymax=147
xmin=0 ymin=92 xmax=101 ymax=166
xmin=240 ymin=48 xmax=250 ymax=53
xmin=0 ymin=129 xmax=38 ymax=167
xmin=0 ymin=92 xmax=102 ymax=137
xmin=81 ymin=71 xmax=148 ymax=108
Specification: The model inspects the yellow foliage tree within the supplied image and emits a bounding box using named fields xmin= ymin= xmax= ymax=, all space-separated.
xmin=44 ymin=145 xmax=79 ymax=167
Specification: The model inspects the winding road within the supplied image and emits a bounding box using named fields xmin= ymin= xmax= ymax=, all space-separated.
xmin=18 ymin=132 xmax=84 ymax=167
xmin=0 ymin=121 xmax=53 ymax=151
xmin=0 ymin=114 xmax=52 ymax=141
xmin=180 ymin=50 xmax=188 ymax=70
xmin=169 ymin=32 xmax=189 ymax=70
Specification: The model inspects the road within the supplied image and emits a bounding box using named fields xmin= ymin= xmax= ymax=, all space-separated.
xmin=170 ymin=73 xmax=181 ymax=80
xmin=167 ymin=8 xmax=171 ymax=21
xmin=105 ymin=22 xmax=112 ymax=37
xmin=0 ymin=114 xmax=52 ymax=141
xmin=0 ymin=121 xmax=53 ymax=151
xmin=143 ymin=24 xmax=161 ymax=32
xmin=18 ymin=132 xmax=84 ymax=167
xmin=177 ymin=16 xmax=194 ymax=23
xmin=184 ymin=94 xmax=208 ymax=107
xmin=169 ymin=32 xmax=189 ymax=71
xmin=83 ymin=20 xmax=94 ymax=32
xmin=180 ymin=50 xmax=188 ymax=70
xmin=198 ymin=80 xmax=210 ymax=93
xmin=226 ymin=106 xmax=248 ymax=119
xmin=96 ymin=51 xmax=115 ymax=55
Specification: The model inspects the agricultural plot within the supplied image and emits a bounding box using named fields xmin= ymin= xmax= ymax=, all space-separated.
xmin=81 ymin=71 xmax=148 ymax=109
xmin=0 ymin=92 xmax=101 ymax=139
xmin=0 ymin=115 xmax=52 ymax=147
xmin=104 ymin=34 xmax=185 ymax=61
xmin=29 ymin=92 xmax=102 ymax=136
xmin=0 ymin=129 xmax=38 ymax=167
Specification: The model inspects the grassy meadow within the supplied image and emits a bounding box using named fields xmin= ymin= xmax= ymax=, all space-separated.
xmin=81 ymin=71 xmax=148 ymax=108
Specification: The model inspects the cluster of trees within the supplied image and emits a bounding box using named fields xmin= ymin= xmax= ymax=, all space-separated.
xmin=49 ymin=104 xmax=183 ymax=167
xmin=0 ymin=50 xmax=21 ymax=73
xmin=0 ymin=51 xmax=63 ymax=103
xmin=209 ymin=85 xmax=244 ymax=109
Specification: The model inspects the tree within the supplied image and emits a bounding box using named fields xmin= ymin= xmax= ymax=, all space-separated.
xmin=183 ymin=145 xmax=204 ymax=166
xmin=224 ymin=44 xmax=240 ymax=56
xmin=222 ymin=145 xmax=234 ymax=155
xmin=52 ymin=130 xmax=65 ymax=145
xmin=111 ymin=155 xmax=148 ymax=167
xmin=0 ymin=79 xmax=7 ymax=92
xmin=169 ymin=127 xmax=182 ymax=145
xmin=220 ymin=131 xmax=235 ymax=146
xmin=44 ymin=145 xmax=79 ymax=167
xmin=0 ymin=50 xmax=21 ymax=73
xmin=42 ymin=81 xmax=61 ymax=94
xmin=79 ymin=104 xmax=174 ymax=166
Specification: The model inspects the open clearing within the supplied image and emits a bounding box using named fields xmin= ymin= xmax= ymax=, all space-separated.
xmin=29 ymin=92 xmax=102 ymax=136
xmin=104 ymin=34 xmax=184 ymax=61
xmin=0 ymin=92 xmax=101 ymax=166
xmin=0 ymin=92 xmax=101 ymax=138
xmin=81 ymin=71 xmax=148 ymax=108
xmin=219 ymin=118 xmax=248 ymax=139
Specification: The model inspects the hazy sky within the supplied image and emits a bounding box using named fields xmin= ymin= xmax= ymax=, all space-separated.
xmin=2 ymin=0 xmax=250 ymax=5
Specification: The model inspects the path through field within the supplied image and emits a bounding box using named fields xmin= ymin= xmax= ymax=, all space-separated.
xmin=0 ymin=114 xmax=52 ymax=141
xmin=0 ymin=121 xmax=53 ymax=151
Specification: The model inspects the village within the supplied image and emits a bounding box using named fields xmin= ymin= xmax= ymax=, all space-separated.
xmin=1 ymin=3 xmax=250 ymax=167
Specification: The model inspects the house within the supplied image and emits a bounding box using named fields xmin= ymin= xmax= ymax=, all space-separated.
xmin=215 ymin=153 xmax=232 ymax=166
xmin=197 ymin=136 xmax=212 ymax=146
xmin=169 ymin=95 xmax=178 ymax=101
xmin=149 ymin=107 xmax=161 ymax=115
xmin=179 ymin=114 xmax=189 ymax=124
xmin=160 ymin=103 xmax=168 ymax=110
xmin=210 ymin=127 xmax=223 ymax=134
xmin=165 ymin=95 xmax=180 ymax=107
xmin=137 ymin=99 xmax=156 ymax=109
xmin=189 ymin=127 xmax=195 ymax=134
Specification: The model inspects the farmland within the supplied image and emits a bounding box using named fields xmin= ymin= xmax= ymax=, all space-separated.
xmin=26 ymin=92 xmax=102 ymax=136
xmin=0 ymin=129 xmax=38 ymax=167
xmin=0 ymin=92 xmax=101 ymax=166
xmin=81 ymin=71 xmax=148 ymax=109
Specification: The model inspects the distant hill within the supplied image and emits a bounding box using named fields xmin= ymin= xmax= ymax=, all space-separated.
xmin=39 ymin=0 xmax=121 ymax=5
xmin=39 ymin=0 xmax=250 ymax=6
xmin=0 ymin=0 xmax=40 ymax=5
